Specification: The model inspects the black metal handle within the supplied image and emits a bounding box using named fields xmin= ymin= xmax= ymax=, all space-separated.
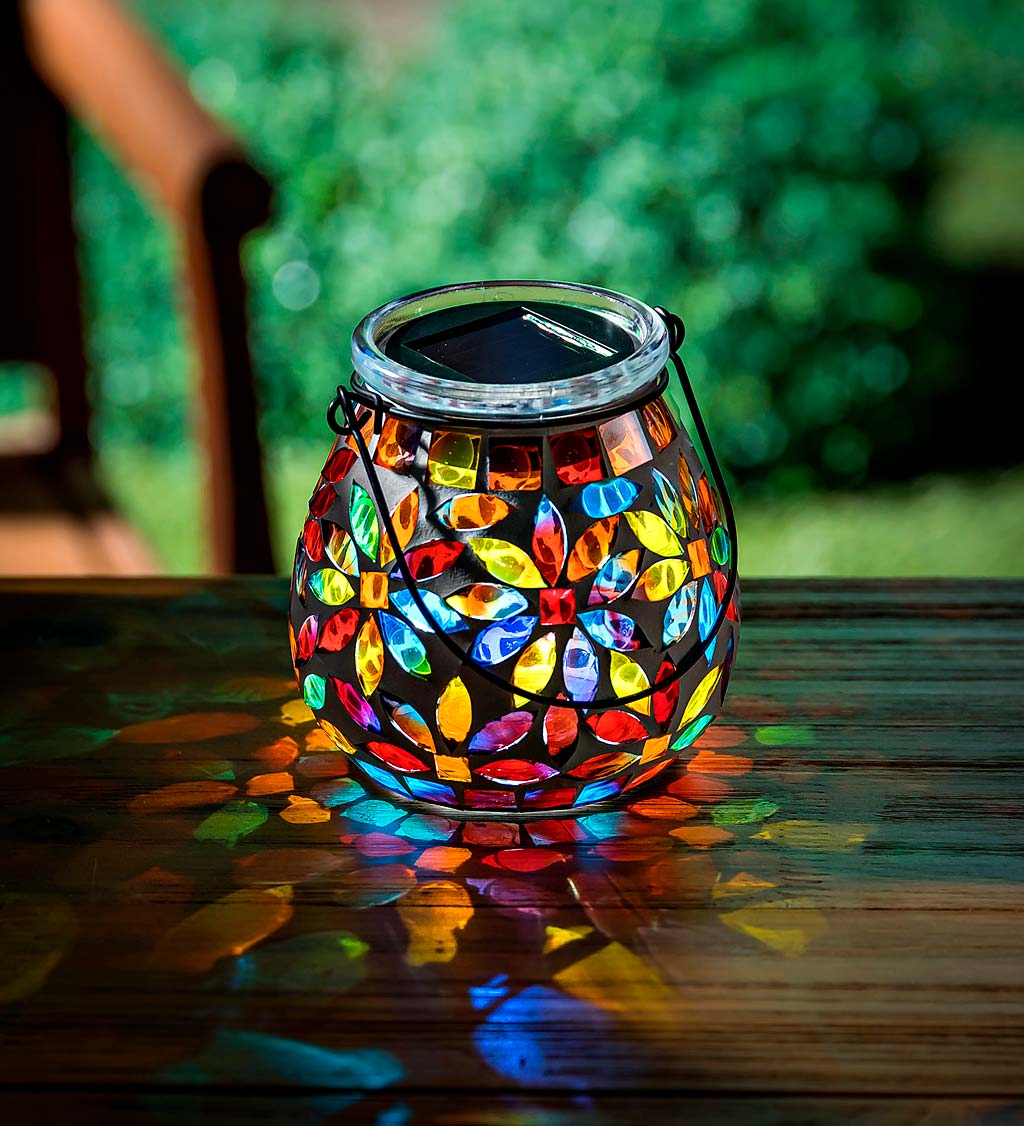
xmin=328 ymin=307 xmax=739 ymax=712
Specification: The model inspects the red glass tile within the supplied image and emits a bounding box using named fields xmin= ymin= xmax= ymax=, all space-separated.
xmin=323 ymin=445 xmax=357 ymax=482
xmin=318 ymin=608 xmax=360 ymax=652
xmin=309 ymin=481 xmax=336 ymax=518
xmin=651 ymin=658 xmax=680 ymax=726
xmin=551 ymin=428 xmax=604 ymax=485
xmin=463 ymin=789 xmax=517 ymax=811
xmin=538 ymin=587 xmax=576 ymax=626
xmin=713 ymin=568 xmax=739 ymax=621
xmin=303 ymin=518 xmax=324 ymax=561
xmin=488 ymin=439 xmax=542 ymax=491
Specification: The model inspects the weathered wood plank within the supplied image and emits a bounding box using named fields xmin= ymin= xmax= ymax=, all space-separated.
xmin=0 ymin=579 xmax=1021 ymax=1105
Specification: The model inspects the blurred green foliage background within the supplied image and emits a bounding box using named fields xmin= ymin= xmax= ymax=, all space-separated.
xmin=27 ymin=0 xmax=1024 ymax=572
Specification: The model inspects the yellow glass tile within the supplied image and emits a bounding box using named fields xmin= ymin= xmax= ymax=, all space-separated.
xmin=355 ymin=616 xmax=384 ymax=697
xmin=436 ymin=676 xmax=472 ymax=742
xmin=512 ymin=632 xmax=557 ymax=706
xmin=435 ymin=754 xmax=471 ymax=782
xmin=687 ymin=538 xmax=712 ymax=578
xmin=360 ymin=571 xmax=389 ymax=609
xmin=598 ymin=412 xmax=653 ymax=476
xmin=624 ymin=511 xmax=683 ymax=557
xmin=609 ymin=652 xmax=652 ymax=715
xmin=428 ymin=431 xmax=480 ymax=489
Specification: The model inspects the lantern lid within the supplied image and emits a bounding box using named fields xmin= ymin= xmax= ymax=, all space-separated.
xmin=351 ymin=280 xmax=670 ymax=421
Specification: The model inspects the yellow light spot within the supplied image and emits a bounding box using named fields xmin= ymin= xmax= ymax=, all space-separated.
xmin=247 ymin=772 xmax=294 ymax=797
xmin=543 ymin=924 xmax=593 ymax=954
xmin=719 ymin=900 xmax=828 ymax=957
xmin=397 ymin=881 xmax=473 ymax=966
xmin=279 ymin=796 xmax=331 ymax=824
xmin=414 ymin=846 xmax=472 ymax=873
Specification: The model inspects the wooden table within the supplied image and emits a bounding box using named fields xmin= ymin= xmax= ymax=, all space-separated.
xmin=0 ymin=579 xmax=1021 ymax=1123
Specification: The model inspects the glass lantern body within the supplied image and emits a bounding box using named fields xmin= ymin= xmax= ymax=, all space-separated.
xmin=288 ymin=282 xmax=740 ymax=819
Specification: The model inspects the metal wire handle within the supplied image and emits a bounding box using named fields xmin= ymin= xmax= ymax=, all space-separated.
xmin=327 ymin=307 xmax=739 ymax=712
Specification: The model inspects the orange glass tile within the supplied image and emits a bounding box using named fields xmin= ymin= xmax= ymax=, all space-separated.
xmin=488 ymin=439 xmax=542 ymax=491
xmin=374 ymin=417 xmax=421 ymax=473
xmin=641 ymin=398 xmax=677 ymax=452
xmin=598 ymin=412 xmax=653 ymax=476
xmin=360 ymin=571 xmax=389 ymax=608
xmin=687 ymin=538 xmax=712 ymax=578
xmin=435 ymin=755 xmax=472 ymax=782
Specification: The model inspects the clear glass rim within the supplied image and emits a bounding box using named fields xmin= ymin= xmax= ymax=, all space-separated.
xmin=351 ymin=279 xmax=670 ymax=420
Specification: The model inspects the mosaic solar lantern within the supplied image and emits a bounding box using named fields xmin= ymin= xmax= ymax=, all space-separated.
xmin=288 ymin=281 xmax=739 ymax=817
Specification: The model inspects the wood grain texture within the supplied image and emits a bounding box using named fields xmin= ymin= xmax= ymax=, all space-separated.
xmin=0 ymin=578 xmax=1021 ymax=1125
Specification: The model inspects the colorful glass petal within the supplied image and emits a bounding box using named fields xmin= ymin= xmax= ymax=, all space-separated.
xmin=446 ymin=583 xmax=528 ymax=621
xmin=679 ymin=665 xmax=723 ymax=727
xmin=303 ymin=518 xmax=324 ymax=562
xmin=436 ymin=676 xmax=472 ymax=743
xmin=579 ymin=609 xmax=644 ymax=652
xmin=294 ymin=615 xmax=317 ymax=665
xmin=698 ymin=475 xmax=718 ymax=533
xmin=474 ymin=759 xmax=558 ymax=785
xmin=543 ymin=701 xmax=579 ymax=756
xmin=566 ymin=517 xmax=618 ymax=581
xmin=651 ymin=659 xmax=680 ymax=727
xmin=635 ymin=558 xmax=689 ymax=602
xmin=399 ymin=540 xmax=465 ymax=581
xmin=587 ymin=550 xmax=640 ymax=605
xmin=470 ymin=616 xmax=539 ymax=666
xmin=586 ymin=711 xmax=648 ymax=744
xmin=671 ymin=712 xmax=714 ymax=750
xmin=348 ymin=483 xmax=380 ymax=562
xmin=405 ymin=778 xmax=458 ymax=806
xmin=512 ymin=631 xmax=557 ymax=706
xmin=532 ymin=495 xmax=567 ymax=586
xmin=303 ymin=673 xmax=326 ymax=711
xmin=355 ymin=617 xmax=384 ymax=697
xmin=641 ymin=398 xmax=677 ymax=452
xmin=562 ymin=627 xmax=599 ymax=702
xmin=468 ymin=711 xmax=534 ymax=754
xmin=663 ymin=581 xmax=698 ymax=645
xmin=323 ymin=523 xmax=359 ymax=575
xmin=381 ymin=694 xmax=436 ymax=754
xmin=575 ymin=478 xmax=640 ymax=519
xmin=428 ymin=431 xmax=480 ymax=489
xmin=378 ymin=611 xmax=432 ymax=677
xmin=318 ymin=608 xmax=360 ymax=652
xmin=309 ymin=481 xmax=336 ymax=518
xmin=469 ymin=538 xmax=546 ymax=588
xmin=436 ymin=494 xmax=513 ymax=530
xmin=624 ymin=511 xmax=684 ymax=557
xmin=389 ymin=588 xmax=466 ymax=635
xmin=488 ymin=439 xmax=542 ymax=491
xmin=308 ymin=569 xmax=355 ymax=607
xmin=711 ymin=526 xmax=731 ymax=566
xmin=333 ymin=679 xmax=380 ymax=731
xmin=677 ymin=452 xmax=700 ymax=528
xmin=574 ymin=779 xmax=623 ymax=806
xmin=609 ymin=652 xmax=652 ymax=715
xmin=569 ymin=751 xmax=638 ymax=780
xmin=366 ymin=740 xmax=428 ymax=773
xmin=698 ymin=579 xmax=717 ymax=642
xmin=652 ymin=468 xmax=687 ymax=534
xmin=323 ymin=445 xmax=357 ymax=482
xmin=378 ymin=489 xmax=419 ymax=567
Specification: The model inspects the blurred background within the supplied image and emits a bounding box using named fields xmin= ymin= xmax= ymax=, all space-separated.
xmin=3 ymin=0 xmax=1022 ymax=575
